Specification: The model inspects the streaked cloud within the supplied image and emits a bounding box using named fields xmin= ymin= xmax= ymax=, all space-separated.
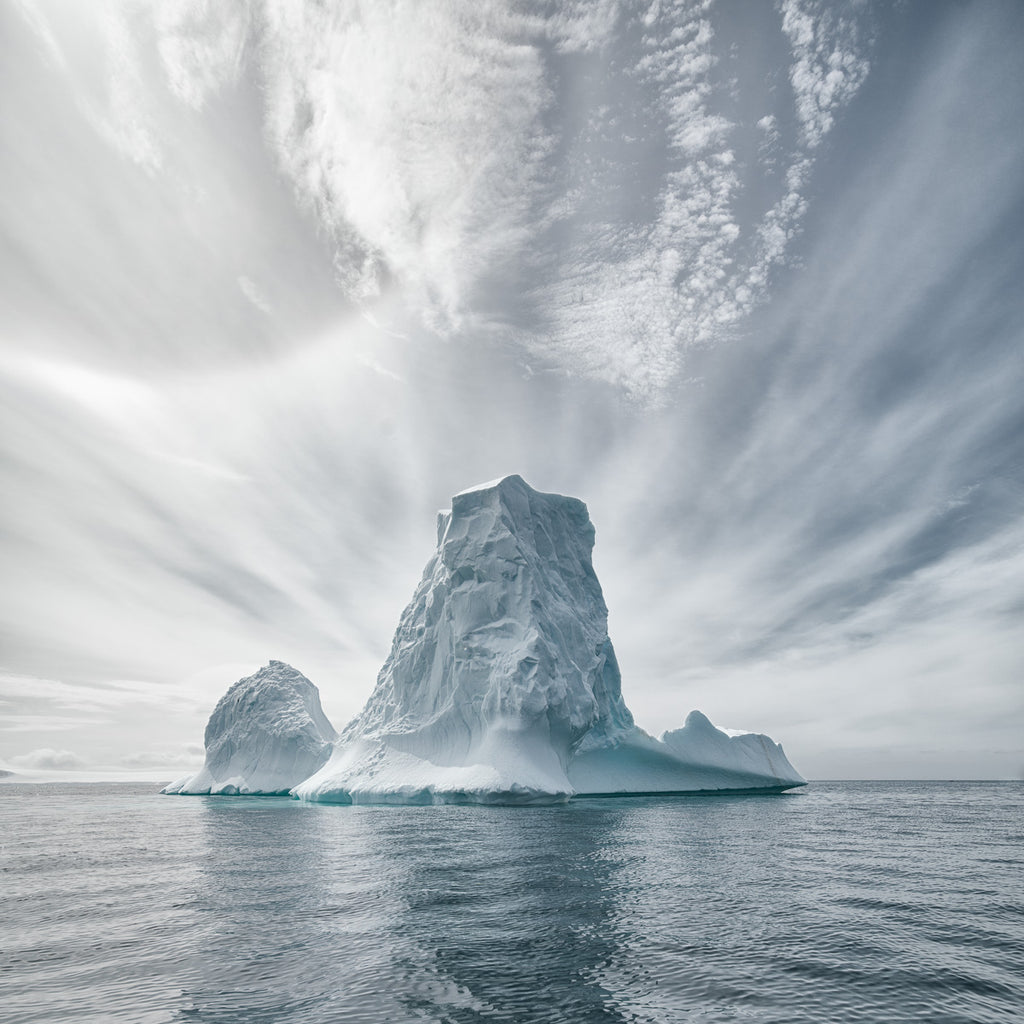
xmin=13 ymin=0 xmax=875 ymax=398
xmin=16 ymin=0 xmax=165 ymax=172
xmin=236 ymin=275 xmax=273 ymax=317
xmin=1 ymin=1 xmax=1021 ymax=780
xmin=0 ymin=717 xmax=107 ymax=734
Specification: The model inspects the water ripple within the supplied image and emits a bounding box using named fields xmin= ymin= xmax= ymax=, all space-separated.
xmin=1 ymin=781 xmax=1022 ymax=1023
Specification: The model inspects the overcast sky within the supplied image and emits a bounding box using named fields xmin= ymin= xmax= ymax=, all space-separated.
xmin=2 ymin=0 xmax=1022 ymax=781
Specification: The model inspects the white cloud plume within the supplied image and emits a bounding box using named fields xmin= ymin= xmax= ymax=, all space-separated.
xmin=11 ymin=0 xmax=878 ymax=397
xmin=13 ymin=0 xmax=876 ymax=397
xmin=749 ymin=1 xmax=872 ymax=280
xmin=255 ymin=1 xmax=554 ymax=328
xmin=155 ymin=0 xmax=250 ymax=110
xmin=137 ymin=0 xmax=876 ymax=397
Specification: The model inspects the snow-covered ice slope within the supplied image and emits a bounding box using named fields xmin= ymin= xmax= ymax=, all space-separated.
xmin=163 ymin=661 xmax=336 ymax=795
xmin=293 ymin=475 xmax=804 ymax=805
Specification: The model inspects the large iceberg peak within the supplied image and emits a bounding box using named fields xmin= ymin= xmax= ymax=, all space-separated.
xmin=294 ymin=475 xmax=633 ymax=804
xmin=163 ymin=661 xmax=336 ymax=796
xmin=440 ymin=474 xmax=594 ymax=556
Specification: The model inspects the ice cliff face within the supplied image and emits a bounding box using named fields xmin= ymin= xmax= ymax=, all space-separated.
xmin=293 ymin=476 xmax=804 ymax=804
xmin=295 ymin=476 xmax=632 ymax=804
xmin=162 ymin=661 xmax=336 ymax=796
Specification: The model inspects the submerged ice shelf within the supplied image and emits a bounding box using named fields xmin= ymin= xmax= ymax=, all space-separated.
xmin=170 ymin=476 xmax=805 ymax=804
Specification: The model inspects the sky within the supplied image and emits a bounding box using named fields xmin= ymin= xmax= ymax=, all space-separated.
xmin=1 ymin=0 xmax=1022 ymax=781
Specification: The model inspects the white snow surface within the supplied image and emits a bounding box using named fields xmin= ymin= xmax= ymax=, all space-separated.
xmin=162 ymin=661 xmax=336 ymax=795
xmin=292 ymin=476 xmax=805 ymax=805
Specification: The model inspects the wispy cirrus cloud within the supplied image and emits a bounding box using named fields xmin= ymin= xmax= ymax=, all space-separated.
xmin=750 ymin=0 xmax=873 ymax=271
xmin=16 ymin=0 xmax=876 ymax=398
xmin=256 ymin=1 xmax=554 ymax=323
xmin=780 ymin=0 xmax=873 ymax=150
xmin=527 ymin=0 xmax=876 ymax=395
xmin=15 ymin=0 xmax=165 ymax=172
xmin=120 ymin=743 xmax=204 ymax=769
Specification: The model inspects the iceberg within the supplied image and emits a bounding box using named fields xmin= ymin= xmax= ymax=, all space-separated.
xmin=292 ymin=475 xmax=805 ymax=805
xmin=162 ymin=661 xmax=336 ymax=795
xmin=568 ymin=710 xmax=805 ymax=796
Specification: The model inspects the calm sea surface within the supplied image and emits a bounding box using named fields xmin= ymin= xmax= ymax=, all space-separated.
xmin=1 ymin=781 xmax=1022 ymax=1023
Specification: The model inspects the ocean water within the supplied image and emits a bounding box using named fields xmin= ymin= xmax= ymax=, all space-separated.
xmin=2 ymin=782 xmax=1022 ymax=1024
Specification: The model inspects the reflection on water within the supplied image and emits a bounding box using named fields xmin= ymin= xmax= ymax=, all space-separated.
xmin=2 ymin=783 xmax=1023 ymax=1023
xmin=184 ymin=799 xmax=640 ymax=1022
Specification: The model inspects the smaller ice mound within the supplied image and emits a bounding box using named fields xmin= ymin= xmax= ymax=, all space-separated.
xmin=568 ymin=711 xmax=806 ymax=795
xmin=162 ymin=661 xmax=336 ymax=796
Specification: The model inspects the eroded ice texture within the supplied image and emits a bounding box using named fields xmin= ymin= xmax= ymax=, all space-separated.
xmin=162 ymin=661 xmax=336 ymax=795
xmin=292 ymin=475 xmax=804 ymax=805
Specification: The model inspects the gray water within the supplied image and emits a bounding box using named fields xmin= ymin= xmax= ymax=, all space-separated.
xmin=1 ymin=782 xmax=1022 ymax=1023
